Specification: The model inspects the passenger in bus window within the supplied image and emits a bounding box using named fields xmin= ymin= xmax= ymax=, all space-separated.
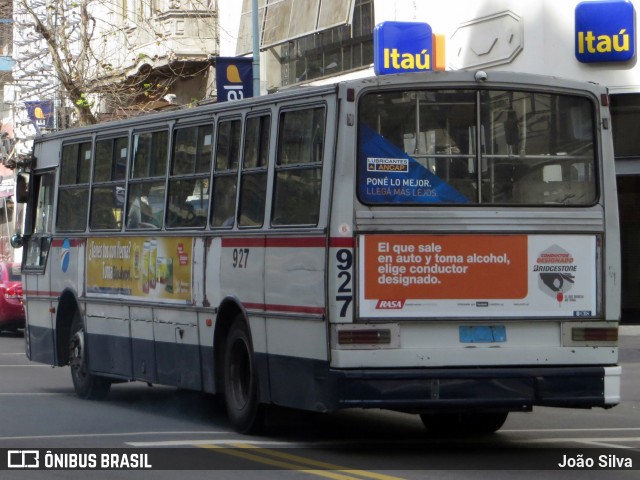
xmin=167 ymin=180 xmax=198 ymax=228
xmin=127 ymin=184 xmax=156 ymax=229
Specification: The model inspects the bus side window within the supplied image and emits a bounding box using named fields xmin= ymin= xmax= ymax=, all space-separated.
xmin=211 ymin=119 xmax=240 ymax=228
xmin=272 ymin=107 xmax=325 ymax=226
xmin=57 ymin=142 xmax=91 ymax=232
xmin=238 ymin=114 xmax=270 ymax=227
xmin=24 ymin=172 xmax=55 ymax=269
xmin=90 ymin=137 xmax=127 ymax=231
xmin=126 ymin=131 xmax=168 ymax=230
xmin=167 ymin=124 xmax=211 ymax=229
xmin=126 ymin=182 xmax=163 ymax=229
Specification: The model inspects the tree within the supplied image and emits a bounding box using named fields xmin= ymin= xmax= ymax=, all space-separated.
xmin=16 ymin=0 xmax=98 ymax=125
xmin=13 ymin=0 xmax=218 ymax=128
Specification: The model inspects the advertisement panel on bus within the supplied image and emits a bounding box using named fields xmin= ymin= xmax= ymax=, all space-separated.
xmin=86 ymin=236 xmax=193 ymax=302
xmin=359 ymin=234 xmax=597 ymax=318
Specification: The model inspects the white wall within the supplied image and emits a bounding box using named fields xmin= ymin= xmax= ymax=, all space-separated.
xmin=372 ymin=0 xmax=640 ymax=93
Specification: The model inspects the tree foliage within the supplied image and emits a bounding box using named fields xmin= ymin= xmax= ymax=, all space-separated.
xmin=14 ymin=0 xmax=217 ymax=128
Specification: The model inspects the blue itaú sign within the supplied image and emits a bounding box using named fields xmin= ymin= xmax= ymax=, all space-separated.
xmin=575 ymin=0 xmax=636 ymax=63
xmin=374 ymin=21 xmax=434 ymax=75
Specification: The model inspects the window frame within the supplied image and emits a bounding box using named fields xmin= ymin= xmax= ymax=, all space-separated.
xmin=125 ymin=129 xmax=169 ymax=230
xmin=238 ymin=113 xmax=271 ymax=229
xmin=89 ymin=135 xmax=129 ymax=231
xmin=356 ymin=88 xmax=599 ymax=207
xmin=271 ymin=105 xmax=326 ymax=227
xmin=211 ymin=117 xmax=242 ymax=229
xmin=166 ymin=123 xmax=213 ymax=230
xmin=57 ymin=140 xmax=92 ymax=232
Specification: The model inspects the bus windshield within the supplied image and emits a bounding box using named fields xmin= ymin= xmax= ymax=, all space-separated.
xmin=358 ymin=89 xmax=597 ymax=205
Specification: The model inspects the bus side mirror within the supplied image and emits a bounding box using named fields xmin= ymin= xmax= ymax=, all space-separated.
xmin=10 ymin=233 xmax=24 ymax=249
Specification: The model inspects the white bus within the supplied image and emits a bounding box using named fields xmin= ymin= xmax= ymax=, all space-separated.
xmin=13 ymin=70 xmax=621 ymax=434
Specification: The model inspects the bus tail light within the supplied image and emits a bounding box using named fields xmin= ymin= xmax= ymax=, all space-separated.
xmin=338 ymin=329 xmax=391 ymax=345
xmin=334 ymin=324 xmax=400 ymax=349
xmin=572 ymin=327 xmax=618 ymax=342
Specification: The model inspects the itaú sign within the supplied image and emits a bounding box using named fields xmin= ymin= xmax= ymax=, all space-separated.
xmin=575 ymin=0 xmax=635 ymax=63
xmin=374 ymin=21 xmax=445 ymax=75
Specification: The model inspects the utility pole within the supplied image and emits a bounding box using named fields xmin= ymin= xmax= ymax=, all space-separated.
xmin=252 ymin=0 xmax=260 ymax=96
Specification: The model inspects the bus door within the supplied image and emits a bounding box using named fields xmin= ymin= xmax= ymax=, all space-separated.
xmin=21 ymin=169 xmax=56 ymax=364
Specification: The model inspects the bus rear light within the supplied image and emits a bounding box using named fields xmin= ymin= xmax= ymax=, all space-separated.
xmin=338 ymin=329 xmax=391 ymax=345
xmin=571 ymin=327 xmax=618 ymax=342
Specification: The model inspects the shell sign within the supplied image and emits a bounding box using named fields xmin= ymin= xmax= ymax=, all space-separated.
xmin=374 ymin=21 xmax=445 ymax=75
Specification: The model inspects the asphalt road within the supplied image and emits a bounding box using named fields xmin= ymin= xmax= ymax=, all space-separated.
xmin=1 ymin=327 xmax=639 ymax=479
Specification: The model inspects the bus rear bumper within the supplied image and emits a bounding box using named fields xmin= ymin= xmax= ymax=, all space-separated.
xmin=604 ymin=365 xmax=622 ymax=405
xmin=326 ymin=365 xmax=620 ymax=411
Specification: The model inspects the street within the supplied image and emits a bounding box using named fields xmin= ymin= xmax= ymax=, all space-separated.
xmin=0 ymin=328 xmax=639 ymax=479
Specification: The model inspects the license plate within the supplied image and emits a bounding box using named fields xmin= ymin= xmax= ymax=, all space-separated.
xmin=459 ymin=325 xmax=506 ymax=343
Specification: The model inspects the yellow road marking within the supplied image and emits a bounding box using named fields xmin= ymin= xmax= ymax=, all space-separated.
xmin=200 ymin=442 xmax=406 ymax=480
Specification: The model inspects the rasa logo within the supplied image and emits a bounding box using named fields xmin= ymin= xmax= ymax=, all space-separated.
xmin=374 ymin=21 xmax=445 ymax=75
xmin=215 ymin=57 xmax=253 ymax=102
xmin=575 ymin=0 xmax=636 ymax=63
xmin=376 ymin=299 xmax=405 ymax=309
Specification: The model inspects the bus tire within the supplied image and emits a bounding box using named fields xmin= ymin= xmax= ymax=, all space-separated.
xmin=460 ymin=411 xmax=509 ymax=434
xmin=223 ymin=317 xmax=264 ymax=434
xmin=68 ymin=311 xmax=111 ymax=400
xmin=420 ymin=411 xmax=508 ymax=435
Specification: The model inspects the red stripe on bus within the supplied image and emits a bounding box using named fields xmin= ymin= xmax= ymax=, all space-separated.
xmin=244 ymin=302 xmax=325 ymax=315
xmin=24 ymin=292 xmax=325 ymax=316
xmin=222 ymin=236 xmax=354 ymax=248
xmin=221 ymin=237 xmax=266 ymax=248
xmin=24 ymin=291 xmax=59 ymax=298
xmin=49 ymin=236 xmax=352 ymax=249
xmin=329 ymin=237 xmax=355 ymax=248
xmin=265 ymin=237 xmax=326 ymax=248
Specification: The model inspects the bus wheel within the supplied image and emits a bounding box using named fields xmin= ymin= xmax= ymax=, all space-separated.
xmin=68 ymin=311 xmax=111 ymax=400
xmin=223 ymin=318 xmax=264 ymax=434
xmin=420 ymin=412 xmax=462 ymax=435
xmin=460 ymin=411 xmax=509 ymax=434
xmin=420 ymin=411 xmax=508 ymax=435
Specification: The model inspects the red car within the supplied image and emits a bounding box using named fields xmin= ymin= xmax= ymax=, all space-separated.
xmin=0 ymin=262 xmax=25 ymax=334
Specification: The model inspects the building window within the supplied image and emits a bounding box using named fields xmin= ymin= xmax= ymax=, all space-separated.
xmin=611 ymin=93 xmax=640 ymax=158
xmin=280 ymin=0 xmax=373 ymax=86
xmin=237 ymin=0 xmax=373 ymax=87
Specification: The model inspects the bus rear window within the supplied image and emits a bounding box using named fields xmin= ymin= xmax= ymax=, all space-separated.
xmin=358 ymin=89 xmax=597 ymax=206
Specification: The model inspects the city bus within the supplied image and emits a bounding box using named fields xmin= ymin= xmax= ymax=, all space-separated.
xmin=12 ymin=70 xmax=621 ymax=434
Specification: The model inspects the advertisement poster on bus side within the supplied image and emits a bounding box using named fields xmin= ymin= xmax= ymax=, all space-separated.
xmin=359 ymin=234 xmax=597 ymax=318
xmin=86 ymin=237 xmax=192 ymax=303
